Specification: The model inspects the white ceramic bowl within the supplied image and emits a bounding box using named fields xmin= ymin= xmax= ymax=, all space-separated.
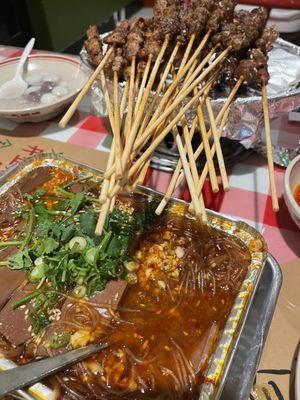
xmin=0 ymin=54 xmax=88 ymax=123
xmin=284 ymin=154 xmax=300 ymax=229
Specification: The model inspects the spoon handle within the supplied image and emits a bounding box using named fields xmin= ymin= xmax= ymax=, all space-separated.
xmin=15 ymin=38 xmax=35 ymax=76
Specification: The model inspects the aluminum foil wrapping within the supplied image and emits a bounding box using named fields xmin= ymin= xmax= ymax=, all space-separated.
xmin=81 ymin=37 xmax=300 ymax=151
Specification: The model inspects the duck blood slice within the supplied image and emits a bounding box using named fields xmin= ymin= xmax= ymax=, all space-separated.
xmin=0 ymin=283 xmax=36 ymax=346
xmin=0 ymin=270 xmax=26 ymax=309
xmin=32 ymin=279 xmax=127 ymax=357
xmin=189 ymin=322 xmax=219 ymax=375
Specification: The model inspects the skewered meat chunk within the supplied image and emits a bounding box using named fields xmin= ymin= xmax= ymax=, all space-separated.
xmin=137 ymin=60 xmax=147 ymax=74
xmin=153 ymin=0 xmax=181 ymax=37
xmin=220 ymin=7 xmax=268 ymax=52
xmin=103 ymin=20 xmax=130 ymax=46
xmin=256 ymin=26 xmax=279 ymax=53
xmin=181 ymin=6 xmax=209 ymax=36
xmin=124 ymin=18 xmax=146 ymax=60
xmin=207 ymin=0 xmax=235 ymax=32
xmin=234 ymin=59 xmax=258 ymax=86
xmin=84 ymin=37 xmax=102 ymax=56
xmin=87 ymin=25 xmax=99 ymax=39
xmin=248 ymin=48 xmax=267 ymax=69
xmin=112 ymin=48 xmax=126 ymax=78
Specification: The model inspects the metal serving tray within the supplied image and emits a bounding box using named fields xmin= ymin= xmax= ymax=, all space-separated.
xmin=0 ymin=154 xmax=281 ymax=400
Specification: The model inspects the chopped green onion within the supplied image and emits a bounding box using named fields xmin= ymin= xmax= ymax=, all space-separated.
xmin=0 ymin=241 xmax=23 ymax=247
xmin=72 ymin=285 xmax=87 ymax=299
xmin=68 ymin=236 xmax=87 ymax=252
xmin=12 ymin=291 xmax=40 ymax=310
xmin=85 ymin=247 xmax=97 ymax=265
xmin=29 ymin=263 xmax=45 ymax=282
xmin=48 ymin=332 xmax=71 ymax=349
xmin=63 ymin=175 xmax=93 ymax=189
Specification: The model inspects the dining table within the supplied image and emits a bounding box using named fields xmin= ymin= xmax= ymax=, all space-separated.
xmin=0 ymin=44 xmax=299 ymax=400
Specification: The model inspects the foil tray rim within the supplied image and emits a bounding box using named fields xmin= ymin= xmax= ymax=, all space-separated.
xmin=0 ymin=153 xmax=270 ymax=400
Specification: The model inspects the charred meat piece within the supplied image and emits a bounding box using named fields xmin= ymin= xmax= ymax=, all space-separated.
xmin=103 ymin=20 xmax=131 ymax=46
xmin=248 ymin=48 xmax=268 ymax=69
xmin=112 ymin=47 xmax=126 ymax=78
xmin=124 ymin=18 xmax=146 ymax=61
xmin=86 ymin=25 xmax=99 ymax=39
xmin=255 ymin=26 xmax=279 ymax=53
xmin=206 ymin=0 xmax=235 ymax=32
xmin=84 ymin=37 xmax=102 ymax=56
xmin=234 ymin=59 xmax=259 ymax=87
xmin=153 ymin=0 xmax=181 ymax=38
xmin=220 ymin=7 xmax=268 ymax=52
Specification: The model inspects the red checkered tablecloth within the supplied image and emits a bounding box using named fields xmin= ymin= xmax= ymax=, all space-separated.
xmin=0 ymin=45 xmax=299 ymax=265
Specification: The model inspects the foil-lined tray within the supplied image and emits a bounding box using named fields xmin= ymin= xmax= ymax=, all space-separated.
xmin=81 ymin=37 xmax=300 ymax=167
xmin=0 ymin=154 xmax=274 ymax=399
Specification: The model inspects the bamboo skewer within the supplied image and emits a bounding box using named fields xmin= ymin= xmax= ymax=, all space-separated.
xmin=59 ymin=47 xmax=114 ymax=128
xmin=155 ymin=77 xmax=244 ymax=215
xmin=174 ymin=129 xmax=202 ymax=216
xmin=134 ymin=55 xmax=153 ymax=116
xmin=262 ymin=84 xmax=279 ymax=212
xmin=123 ymin=57 xmax=137 ymax=142
xmin=120 ymin=36 xmax=170 ymax=172
xmin=175 ymin=76 xmax=244 ymax=189
xmin=103 ymin=35 xmax=215 ymax=181
xmin=125 ymin=79 xmax=214 ymax=185
xmin=194 ymin=105 xmax=232 ymax=200
xmin=113 ymin=71 xmax=123 ymax=179
xmin=205 ymin=97 xmax=229 ymax=192
xmin=98 ymin=71 xmax=126 ymax=204
xmin=137 ymin=43 xmax=180 ymax=138
xmin=145 ymin=36 xmax=214 ymax=134
xmin=132 ymin=48 xmax=228 ymax=156
xmin=194 ymin=87 xmax=218 ymax=193
xmin=132 ymin=37 xmax=197 ymax=187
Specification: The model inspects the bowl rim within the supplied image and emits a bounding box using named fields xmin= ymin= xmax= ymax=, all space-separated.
xmin=284 ymin=153 xmax=300 ymax=216
xmin=0 ymin=53 xmax=88 ymax=114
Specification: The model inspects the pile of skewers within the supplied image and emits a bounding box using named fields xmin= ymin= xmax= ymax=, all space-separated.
xmin=59 ymin=0 xmax=280 ymax=235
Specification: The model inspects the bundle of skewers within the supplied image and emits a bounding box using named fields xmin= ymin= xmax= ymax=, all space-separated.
xmin=60 ymin=0 xmax=280 ymax=234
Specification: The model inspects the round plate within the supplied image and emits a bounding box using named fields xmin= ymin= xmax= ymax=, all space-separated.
xmin=0 ymin=54 xmax=88 ymax=123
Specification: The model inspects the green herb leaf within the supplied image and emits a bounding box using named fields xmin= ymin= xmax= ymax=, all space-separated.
xmin=79 ymin=211 xmax=97 ymax=236
xmin=9 ymin=249 xmax=32 ymax=270
xmin=69 ymin=192 xmax=86 ymax=214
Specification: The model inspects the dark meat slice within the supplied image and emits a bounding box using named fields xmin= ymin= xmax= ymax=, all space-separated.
xmin=31 ymin=280 xmax=127 ymax=357
xmin=86 ymin=25 xmax=99 ymax=39
xmin=189 ymin=322 xmax=219 ymax=374
xmin=255 ymin=26 xmax=279 ymax=54
xmin=0 ymin=270 xmax=26 ymax=309
xmin=0 ymin=282 xmax=36 ymax=346
xmin=103 ymin=20 xmax=131 ymax=46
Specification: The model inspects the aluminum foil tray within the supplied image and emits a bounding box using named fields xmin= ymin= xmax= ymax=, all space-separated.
xmin=81 ymin=37 xmax=300 ymax=166
xmin=0 ymin=154 xmax=279 ymax=400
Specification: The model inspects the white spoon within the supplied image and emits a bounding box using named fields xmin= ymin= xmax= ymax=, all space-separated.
xmin=0 ymin=38 xmax=35 ymax=100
